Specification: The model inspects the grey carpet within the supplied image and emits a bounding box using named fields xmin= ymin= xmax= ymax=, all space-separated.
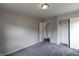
xmin=7 ymin=41 xmax=79 ymax=56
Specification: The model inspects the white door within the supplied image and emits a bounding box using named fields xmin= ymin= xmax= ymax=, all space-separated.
xmin=70 ymin=17 xmax=79 ymax=49
xmin=59 ymin=20 xmax=69 ymax=45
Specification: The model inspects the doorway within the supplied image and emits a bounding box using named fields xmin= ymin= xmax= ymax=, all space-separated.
xmin=39 ymin=21 xmax=50 ymax=42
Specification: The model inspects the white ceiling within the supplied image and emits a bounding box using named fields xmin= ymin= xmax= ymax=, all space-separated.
xmin=1 ymin=3 xmax=79 ymax=18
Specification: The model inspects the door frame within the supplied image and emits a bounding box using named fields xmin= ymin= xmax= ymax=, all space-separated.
xmin=68 ymin=19 xmax=70 ymax=47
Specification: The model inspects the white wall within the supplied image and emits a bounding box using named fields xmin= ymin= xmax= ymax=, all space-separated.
xmin=0 ymin=11 xmax=39 ymax=55
xmin=49 ymin=17 xmax=57 ymax=44
xmin=70 ymin=17 xmax=79 ymax=49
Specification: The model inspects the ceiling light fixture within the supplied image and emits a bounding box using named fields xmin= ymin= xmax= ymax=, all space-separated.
xmin=41 ymin=3 xmax=49 ymax=9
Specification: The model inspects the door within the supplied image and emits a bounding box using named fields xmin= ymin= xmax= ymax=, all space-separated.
xmin=59 ymin=19 xmax=69 ymax=46
xmin=70 ymin=17 xmax=79 ymax=49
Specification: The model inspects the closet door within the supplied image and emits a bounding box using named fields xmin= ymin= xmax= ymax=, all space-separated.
xmin=59 ymin=19 xmax=69 ymax=46
xmin=70 ymin=17 xmax=79 ymax=49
